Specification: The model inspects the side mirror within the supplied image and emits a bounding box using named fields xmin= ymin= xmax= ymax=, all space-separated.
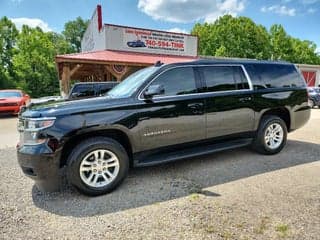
xmin=143 ymin=84 xmax=164 ymax=99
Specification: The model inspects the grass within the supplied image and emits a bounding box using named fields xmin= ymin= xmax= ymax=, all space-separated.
xmin=254 ymin=216 xmax=270 ymax=234
xmin=275 ymin=223 xmax=289 ymax=238
xmin=205 ymin=225 xmax=215 ymax=233
xmin=189 ymin=193 xmax=200 ymax=201
xmin=219 ymin=230 xmax=233 ymax=240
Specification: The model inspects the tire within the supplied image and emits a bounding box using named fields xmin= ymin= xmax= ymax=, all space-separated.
xmin=66 ymin=137 xmax=129 ymax=196
xmin=310 ymin=100 xmax=315 ymax=108
xmin=252 ymin=115 xmax=287 ymax=155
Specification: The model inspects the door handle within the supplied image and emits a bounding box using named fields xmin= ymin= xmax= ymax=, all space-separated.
xmin=239 ymin=97 xmax=252 ymax=102
xmin=187 ymin=103 xmax=204 ymax=109
xmin=187 ymin=103 xmax=204 ymax=114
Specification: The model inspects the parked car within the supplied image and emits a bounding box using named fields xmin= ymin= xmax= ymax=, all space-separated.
xmin=31 ymin=96 xmax=63 ymax=105
xmin=0 ymin=89 xmax=30 ymax=115
xmin=307 ymin=87 xmax=320 ymax=108
xmin=68 ymin=82 xmax=118 ymax=100
xmin=17 ymin=59 xmax=310 ymax=196
xmin=127 ymin=40 xmax=146 ymax=48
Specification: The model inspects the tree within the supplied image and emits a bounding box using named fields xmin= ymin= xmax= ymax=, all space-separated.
xmin=269 ymin=24 xmax=293 ymax=61
xmin=192 ymin=16 xmax=320 ymax=64
xmin=12 ymin=26 xmax=59 ymax=97
xmin=48 ymin=32 xmax=74 ymax=55
xmin=192 ymin=15 xmax=271 ymax=59
xmin=290 ymin=38 xmax=320 ymax=64
xmin=62 ymin=17 xmax=89 ymax=53
xmin=0 ymin=17 xmax=18 ymax=87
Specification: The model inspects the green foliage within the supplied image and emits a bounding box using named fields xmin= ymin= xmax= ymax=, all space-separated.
xmin=0 ymin=16 xmax=88 ymax=97
xmin=192 ymin=15 xmax=271 ymax=59
xmin=62 ymin=17 xmax=89 ymax=52
xmin=0 ymin=17 xmax=19 ymax=88
xmin=12 ymin=26 xmax=60 ymax=97
xmin=192 ymin=15 xmax=320 ymax=64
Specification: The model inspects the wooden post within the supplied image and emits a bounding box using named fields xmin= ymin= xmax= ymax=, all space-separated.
xmin=61 ymin=64 xmax=70 ymax=97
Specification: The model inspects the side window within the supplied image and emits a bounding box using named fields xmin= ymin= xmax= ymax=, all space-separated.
xmin=247 ymin=64 xmax=305 ymax=89
xmin=149 ymin=67 xmax=197 ymax=96
xmin=233 ymin=66 xmax=250 ymax=90
xmin=200 ymin=66 xmax=249 ymax=92
xmin=71 ymin=85 xmax=95 ymax=98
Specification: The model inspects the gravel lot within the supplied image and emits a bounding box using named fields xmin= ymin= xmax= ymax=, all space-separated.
xmin=0 ymin=111 xmax=319 ymax=239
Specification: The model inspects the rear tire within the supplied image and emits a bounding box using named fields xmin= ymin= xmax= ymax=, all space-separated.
xmin=66 ymin=137 xmax=129 ymax=196
xmin=310 ymin=100 xmax=315 ymax=108
xmin=252 ymin=115 xmax=287 ymax=155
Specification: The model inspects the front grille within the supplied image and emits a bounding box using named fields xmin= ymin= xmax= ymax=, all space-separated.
xmin=0 ymin=102 xmax=18 ymax=107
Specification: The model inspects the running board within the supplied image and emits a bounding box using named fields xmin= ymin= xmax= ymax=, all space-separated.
xmin=135 ymin=138 xmax=252 ymax=167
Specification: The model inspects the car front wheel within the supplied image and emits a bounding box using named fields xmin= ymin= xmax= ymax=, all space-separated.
xmin=67 ymin=137 xmax=129 ymax=196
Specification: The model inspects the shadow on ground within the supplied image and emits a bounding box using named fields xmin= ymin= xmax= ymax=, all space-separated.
xmin=0 ymin=113 xmax=17 ymax=119
xmin=32 ymin=139 xmax=320 ymax=217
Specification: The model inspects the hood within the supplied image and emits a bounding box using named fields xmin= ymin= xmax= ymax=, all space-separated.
xmin=21 ymin=96 xmax=133 ymax=118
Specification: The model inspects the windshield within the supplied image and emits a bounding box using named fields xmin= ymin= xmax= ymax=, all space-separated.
xmin=0 ymin=91 xmax=22 ymax=98
xmin=107 ymin=67 xmax=159 ymax=98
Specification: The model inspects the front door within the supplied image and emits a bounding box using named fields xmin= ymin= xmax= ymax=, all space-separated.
xmin=136 ymin=66 xmax=206 ymax=152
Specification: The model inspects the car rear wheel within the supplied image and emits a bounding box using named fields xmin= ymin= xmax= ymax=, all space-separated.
xmin=309 ymin=100 xmax=315 ymax=108
xmin=252 ymin=115 xmax=287 ymax=155
xmin=67 ymin=137 xmax=129 ymax=196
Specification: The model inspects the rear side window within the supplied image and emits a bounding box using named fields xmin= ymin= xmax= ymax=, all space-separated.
xmin=245 ymin=64 xmax=305 ymax=89
xmin=150 ymin=67 xmax=197 ymax=96
xmin=200 ymin=66 xmax=250 ymax=92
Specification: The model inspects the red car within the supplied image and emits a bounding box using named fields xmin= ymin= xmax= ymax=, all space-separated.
xmin=0 ymin=89 xmax=30 ymax=115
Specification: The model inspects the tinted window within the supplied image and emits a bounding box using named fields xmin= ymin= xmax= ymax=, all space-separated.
xmin=245 ymin=64 xmax=305 ymax=89
xmin=200 ymin=66 xmax=249 ymax=92
xmin=233 ymin=66 xmax=250 ymax=90
xmin=71 ymin=84 xmax=95 ymax=98
xmin=150 ymin=67 xmax=197 ymax=96
xmin=98 ymin=83 xmax=116 ymax=95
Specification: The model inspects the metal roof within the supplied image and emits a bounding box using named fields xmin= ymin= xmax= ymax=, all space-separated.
xmin=56 ymin=50 xmax=198 ymax=66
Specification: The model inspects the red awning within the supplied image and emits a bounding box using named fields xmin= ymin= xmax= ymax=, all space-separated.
xmin=56 ymin=50 xmax=199 ymax=65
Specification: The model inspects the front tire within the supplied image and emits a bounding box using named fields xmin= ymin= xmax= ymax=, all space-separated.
xmin=252 ymin=115 xmax=287 ymax=155
xmin=66 ymin=137 xmax=129 ymax=196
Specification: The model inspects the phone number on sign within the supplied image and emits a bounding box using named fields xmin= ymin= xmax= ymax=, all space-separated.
xmin=145 ymin=40 xmax=184 ymax=49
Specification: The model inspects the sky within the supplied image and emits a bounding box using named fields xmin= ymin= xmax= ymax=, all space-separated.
xmin=0 ymin=0 xmax=319 ymax=52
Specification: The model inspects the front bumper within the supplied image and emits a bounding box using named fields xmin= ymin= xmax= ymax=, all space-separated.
xmin=17 ymin=143 xmax=62 ymax=191
xmin=0 ymin=105 xmax=20 ymax=114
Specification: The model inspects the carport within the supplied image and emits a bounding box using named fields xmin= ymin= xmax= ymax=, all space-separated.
xmin=55 ymin=50 xmax=197 ymax=97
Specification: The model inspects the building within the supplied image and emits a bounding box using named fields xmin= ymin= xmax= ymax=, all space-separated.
xmin=296 ymin=64 xmax=320 ymax=87
xmin=55 ymin=5 xmax=198 ymax=97
xmin=55 ymin=5 xmax=320 ymax=97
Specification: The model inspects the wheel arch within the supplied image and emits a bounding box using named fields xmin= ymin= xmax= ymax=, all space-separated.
xmin=59 ymin=127 xmax=134 ymax=168
xmin=257 ymin=107 xmax=291 ymax=131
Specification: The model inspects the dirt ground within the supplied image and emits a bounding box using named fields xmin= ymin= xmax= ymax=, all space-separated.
xmin=0 ymin=110 xmax=319 ymax=239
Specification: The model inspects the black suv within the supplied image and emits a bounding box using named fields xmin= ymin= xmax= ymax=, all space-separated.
xmin=68 ymin=82 xmax=118 ymax=100
xmin=17 ymin=59 xmax=310 ymax=196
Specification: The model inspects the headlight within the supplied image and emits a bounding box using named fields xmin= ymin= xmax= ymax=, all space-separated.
xmin=26 ymin=118 xmax=56 ymax=131
xmin=18 ymin=117 xmax=56 ymax=145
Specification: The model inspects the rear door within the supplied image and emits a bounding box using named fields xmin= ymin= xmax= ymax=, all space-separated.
xmin=137 ymin=66 xmax=206 ymax=151
xmin=198 ymin=65 xmax=255 ymax=138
